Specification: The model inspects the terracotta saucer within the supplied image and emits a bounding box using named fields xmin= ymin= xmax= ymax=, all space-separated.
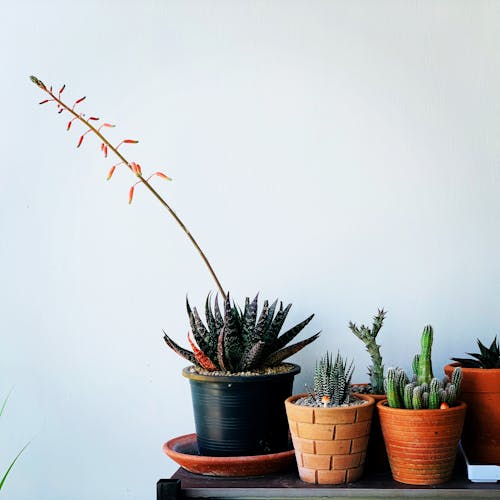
xmin=163 ymin=433 xmax=296 ymax=477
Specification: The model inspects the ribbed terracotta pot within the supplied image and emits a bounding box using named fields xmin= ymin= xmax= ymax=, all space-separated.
xmin=444 ymin=363 xmax=500 ymax=465
xmin=377 ymin=400 xmax=466 ymax=485
xmin=285 ymin=393 xmax=375 ymax=484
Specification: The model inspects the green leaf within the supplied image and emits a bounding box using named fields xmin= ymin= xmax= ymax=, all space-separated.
xmin=0 ymin=441 xmax=30 ymax=491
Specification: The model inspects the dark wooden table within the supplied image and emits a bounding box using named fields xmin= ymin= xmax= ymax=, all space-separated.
xmin=158 ymin=454 xmax=499 ymax=500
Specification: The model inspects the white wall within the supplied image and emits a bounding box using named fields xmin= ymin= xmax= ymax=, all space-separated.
xmin=2 ymin=1 xmax=500 ymax=498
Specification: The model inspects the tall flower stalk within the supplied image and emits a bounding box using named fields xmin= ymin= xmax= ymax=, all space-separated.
xmin=30 ymin=76 xmax=226 ymax=299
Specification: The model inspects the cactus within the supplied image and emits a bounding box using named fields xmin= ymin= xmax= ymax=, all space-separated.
xmin=385 ymin=366 xmax=462 ymax=409
xmin=349 ymin=309 xmax=387 ymax=394
xmin=313 ymin=352 xmax=354 ymax=407
xmin=384 ymin=324 xmax=462 ymax=409
xmin=428 ymin=378 xmax=441 ymax=409
xmin=417 ymin=325 xmax=434 ymax=384
xmin=164 ymin=293 xmax=319 ymax=373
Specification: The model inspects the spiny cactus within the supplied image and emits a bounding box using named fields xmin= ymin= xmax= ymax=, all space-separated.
xmin=163 ymin=293 xmax=320 ymax=373
xmin=385 ymin=325 xmax=462 ymax=409
xmin=451 ymin=336 xmax=500 ymax=368
xmin=386 ymin=367 xmax=462 ymax=409
xmin=312 ymin=352 xmax=354 ymax=407
xmin=349 ymin=308 xmax=387 ymax=394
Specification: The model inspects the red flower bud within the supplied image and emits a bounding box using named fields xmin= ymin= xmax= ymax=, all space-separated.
xmin=130 ymin=162 xmax=142 ymax=176
xmin=88 ymin=116 xmax=99 ymax=121
xmin=77 ymin=135 xmax=84 ymax=148
xmin=59 ymin=84 xmax=65 ymax=95
xmin=128 ymin=186 xmax=135 ymax=204
xmin=155 ymin=172 xmax=172 ymax=181
xmin=123 ymin=139 xmax=139 ymax=144
xmin=107 ymin=165 xmax=116 ymax=181
xmin=74 ymin=96 xmax=86 ymax=105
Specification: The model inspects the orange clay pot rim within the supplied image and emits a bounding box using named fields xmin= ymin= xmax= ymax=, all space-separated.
xmin=377 ymin=399 xmax=467 ymax=413
xmin=286 ymin=393 xmax=375 ymax=407
xmin=444 ymin=362 xmax=500 ymax=374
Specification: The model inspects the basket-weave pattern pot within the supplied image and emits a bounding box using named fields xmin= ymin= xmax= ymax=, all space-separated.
xmin=377 ymin=400 xmax=466 ymax=485
xmin=285 ymin=394 xmax=375 ymax=484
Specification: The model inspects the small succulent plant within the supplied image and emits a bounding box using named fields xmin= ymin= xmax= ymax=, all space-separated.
xmin=310 ymin=352 xmax=354 ymax=407
xmin=451 ymin=336 xmax=500 ymax=369
xmin=163 ymin=293 xmax=319 ymax=373
xmin=385 ymin=325 xmax=462 ymax=409
xmin=349 ymin=308 xmax=386 ymax=394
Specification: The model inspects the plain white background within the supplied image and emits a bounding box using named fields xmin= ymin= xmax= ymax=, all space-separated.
xmin=2 ymin=1 xmax=500 ymax=498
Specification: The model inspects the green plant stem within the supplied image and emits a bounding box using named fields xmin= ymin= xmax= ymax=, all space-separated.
xmin=32 ymin=77 xmax=226 ymax=300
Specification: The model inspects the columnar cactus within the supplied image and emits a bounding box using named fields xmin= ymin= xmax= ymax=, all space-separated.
xmin=384 ymin=325 xmax=462 ymax=409
xmin=349 ymin=309 xmax=387 ymax=394
xmin=312 ymin=352 xmax=354 ymax=407
xmin=416 ymin=325 xmax=434 ymax=384
xmin=385 ymin=366 xmax=462 ymax=409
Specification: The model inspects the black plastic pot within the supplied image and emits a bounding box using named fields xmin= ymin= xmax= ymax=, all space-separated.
xmin=182 ymin=363 xmax=300 ymax=457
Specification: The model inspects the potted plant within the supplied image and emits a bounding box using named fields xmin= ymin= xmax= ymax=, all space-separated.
xmin=29 ymin=77 xmax=320 ymax=461
xmin=285 ymin=352 xmax=375 ymax=484
xmin=164 ymin=293 xmax=319 ymax=457
xmin=377 ymin=325 xmax=466 ymax=485
xmin=349 ymin=309 xmax=389 ymax=471
xmin=444 ymin=336 xmax=500 ymax=465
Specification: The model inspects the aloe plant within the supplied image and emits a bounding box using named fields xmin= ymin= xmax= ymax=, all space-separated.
xmin=163 ymin=293 xmax=319 ymax=372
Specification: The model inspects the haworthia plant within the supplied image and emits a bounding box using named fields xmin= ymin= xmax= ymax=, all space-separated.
xmin=312 ymin=352 xmax=354 ymax=406
xmin=385 ymin=325 xmax=462 ymax=409
xmin=163 ymin=293 xmax=319 ymax=372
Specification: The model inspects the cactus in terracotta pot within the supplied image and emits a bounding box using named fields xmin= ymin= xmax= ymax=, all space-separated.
xmin=378 ymin=324 xmax=467 ymax=485
xmin=385 ymin=325 xmax=462 ymax=410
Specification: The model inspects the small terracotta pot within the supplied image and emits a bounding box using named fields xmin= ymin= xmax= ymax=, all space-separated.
xmin=285 ymin=394 xmax=375 ymax=484
xmin=444 ymin=363 xmax=500 ymax=465
xmin=351 ymin=385 xmax=389 ymax=473
xmin=377 ymin=399 xmax=466 ymax=485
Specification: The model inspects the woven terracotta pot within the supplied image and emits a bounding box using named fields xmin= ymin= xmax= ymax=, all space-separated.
xmin=377 ymin=400 xmax=466 ymax=485
xmin=285 ymin=394 xmax=375 ymax=484
xmin=444 ymin=363 xmax=500 ymax=465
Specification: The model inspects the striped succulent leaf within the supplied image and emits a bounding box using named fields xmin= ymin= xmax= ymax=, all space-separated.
xmin=163 ymin=331 xmax=198 ymax=366
xmin=263 ymin=332 xmax=320 ymax=367
xmin=164 ymin=293 xmax=318 ymax=373
xmin=267 ymin=303 xmax=292 ymax=343
xmin=271 ymin=314 xmax=315 ymax=352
